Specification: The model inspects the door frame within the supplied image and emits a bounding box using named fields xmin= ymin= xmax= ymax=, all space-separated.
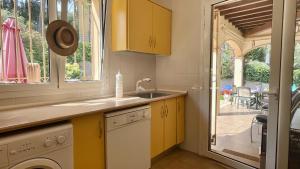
xmin=201 ymin=0 xmax=285 ymax=168
xmin=276 ymin=0 xmax=297 ymax=168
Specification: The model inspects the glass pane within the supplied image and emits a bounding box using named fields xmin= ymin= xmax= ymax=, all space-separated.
xmin=209 ymin=0 xmax=273 ymax=168
xmin=63 ymin=0 xmax=101 ymax=82
xmin=289 ymin=3 xmax=300 ymax=168
xmin=0 ymin=0 xmax=50 ymax=84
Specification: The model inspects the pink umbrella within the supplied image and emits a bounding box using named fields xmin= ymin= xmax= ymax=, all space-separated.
xmin=1 ymin=17 xmax=28 ymax=83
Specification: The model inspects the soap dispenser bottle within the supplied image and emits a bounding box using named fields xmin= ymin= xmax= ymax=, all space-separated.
xmin=116 ymin=71 xmax=123 ymax=98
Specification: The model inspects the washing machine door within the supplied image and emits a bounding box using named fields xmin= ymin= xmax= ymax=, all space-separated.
xmin=10 ymin=158 xmax=61 ymax=169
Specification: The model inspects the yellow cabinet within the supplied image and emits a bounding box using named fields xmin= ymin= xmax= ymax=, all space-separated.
xmin=177 ymin=96 xmax=185 ymax=144
xmin=151 ymin=100 xmax=165 ymax=158
xmin=153 ymin=4 xmax=172 ymax=55
xmin=72 ymin=113 xmax=105 ymax=169
xmin=128 ymin=0 xmax=153 ymax=53
xmin=164 ymin=98 xmax=177 ymax=150
xmin=112 ymin=0 xmax=172 ymax=55
xmin=151 ymin=97 xmax=184 ymax=158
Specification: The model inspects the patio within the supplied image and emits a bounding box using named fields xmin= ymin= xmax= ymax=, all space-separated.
xmin=212 ymin=100 xmax=263 ymax=168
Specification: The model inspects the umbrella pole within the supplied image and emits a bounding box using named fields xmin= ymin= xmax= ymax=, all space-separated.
xmin=0 ymin=0 xmax=3 ymax=81
xmin=14 ymin=0 xmax=21 ymax=83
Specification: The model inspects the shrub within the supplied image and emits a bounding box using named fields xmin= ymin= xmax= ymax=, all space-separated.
xmin=293 ymin=69 xmax=300 ymax=86
xmin=244 ymin=61 xmax=270 ymax=83
xmin=65 ymin=63 xmax=81 ymax=80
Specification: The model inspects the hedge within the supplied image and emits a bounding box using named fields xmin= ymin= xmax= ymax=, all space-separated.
xmin=244 ymin=61 xmax=270 ymax=83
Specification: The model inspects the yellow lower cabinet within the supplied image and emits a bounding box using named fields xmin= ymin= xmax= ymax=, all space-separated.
xmin=151 ymin=100 xmax=165 ymax=158
xmin=72 ymin=113 xmax=105 ymax=169
xmin=164 ymin=98 xmax=177 ymax=150
xmin=151 ymin=97 xmax=185 ymax=158
xmin=177 ymin=96 xmax=185 ymax=144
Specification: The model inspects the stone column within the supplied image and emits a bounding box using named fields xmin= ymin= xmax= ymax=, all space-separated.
xmin=234 ymin=57 xmax=244 ymax=87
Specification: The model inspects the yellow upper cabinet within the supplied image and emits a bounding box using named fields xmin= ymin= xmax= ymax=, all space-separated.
xmin=128 ymin=0 xmax=153 ymax=53
xmin=153 ymin=4 xmax=172 ymax=55
xmin=112 ymin=0 xmax=172 ymax=55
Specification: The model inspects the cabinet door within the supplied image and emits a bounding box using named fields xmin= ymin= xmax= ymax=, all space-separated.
xmin=128 ymin=0 xmax=153 ymax=53
xmin=72 ymin=113 xmax=105 ymax=169
xmin=164 ymin=98 xmax=177 ymax=150
xmin=153 ymin=4 xmax=172 ymax=55
xmin=177 ymin=96 xmax=185 ymax=144
xmin=151 ymin=100 xmax=165 ymax=158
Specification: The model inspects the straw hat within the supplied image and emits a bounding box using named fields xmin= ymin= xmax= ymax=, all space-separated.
xmin=46 ymin=20 xmax=78 ymax=56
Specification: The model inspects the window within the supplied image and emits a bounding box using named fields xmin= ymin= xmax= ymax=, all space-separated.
xmin=0 ymin=0 xmax=50 ymax=84
xmin=57 ymin=0 xmax=102 ymax=82
xmin=0 ymin=0 xmax=105 ymax=89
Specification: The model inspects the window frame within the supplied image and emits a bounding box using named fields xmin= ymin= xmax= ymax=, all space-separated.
xmin=0 ymin=0 xmax=104 ymax=94
xmin=58 ymin=0 xmax=103 ymax=89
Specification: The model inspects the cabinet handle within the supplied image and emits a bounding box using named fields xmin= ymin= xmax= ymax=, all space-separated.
xmin=178 ymin=101 xmax=180 ymax=112
xmin=165 ymin=105 xmax=168 ymax=118
xmin=149 ymin=36 xmax=152 ymax=48
xmin=161 ymin=105 xmax=164 ymax=118
xmin=154 ymin=37 xmax=156 ymax=48
xmin=99 ymin=118 xmax=103 ymax=139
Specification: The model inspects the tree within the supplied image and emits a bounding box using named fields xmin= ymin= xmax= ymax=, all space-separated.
xmin=244 ymin=47 xmax=266 ymax=63
xmin=221 ymin=43 xmax=234 ymax=79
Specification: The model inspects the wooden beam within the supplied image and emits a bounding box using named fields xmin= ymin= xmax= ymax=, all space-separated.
xmin=220 ymin=1 xmax=273 ymax=16
xmin=228 ymin=11 xmax=273 ymax=22
xmin=215 ymin=0 xmax=268 ymax=11
xmin=244 ymin=21 xmax=272 ymax=36
xmin=225 ymin=6 xmax=273 ymax=19
xmin=233 ymin=16 xmax=272 ymax=25
xmin=235 ymin=18 xmax=272 ymax=26
xmin=238 ymin=23 xmax=265 ymax=29
xmin=230 ymin=14 xmax=272 ymax=23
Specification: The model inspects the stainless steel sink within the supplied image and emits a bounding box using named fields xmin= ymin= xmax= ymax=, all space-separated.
xmin=130 ymin=92 xmax=170 ymax=99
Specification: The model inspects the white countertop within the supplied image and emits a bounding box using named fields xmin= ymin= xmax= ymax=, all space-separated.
xmin=0 ymin=90 xmax=187 ymax=134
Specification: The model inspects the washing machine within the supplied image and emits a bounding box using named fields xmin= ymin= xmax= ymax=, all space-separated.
xmin=0 ymin=123 xmax=73 ymax=169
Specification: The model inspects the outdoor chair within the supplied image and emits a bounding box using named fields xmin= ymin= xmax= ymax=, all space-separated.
xmin=236 ymin=87 xmax=254 ymax=109
xmin=251 ymin=93 xmax=269 ymax=142
xmin=251 ymin=114 xmax=267 ymax=143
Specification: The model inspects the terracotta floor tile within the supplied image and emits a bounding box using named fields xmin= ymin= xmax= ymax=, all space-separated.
xmin=151 ymin=149 xmax=230 ymax=169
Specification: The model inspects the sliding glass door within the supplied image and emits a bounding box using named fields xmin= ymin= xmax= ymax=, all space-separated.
xmin=203 ymin=0 xmax=285 ymax=168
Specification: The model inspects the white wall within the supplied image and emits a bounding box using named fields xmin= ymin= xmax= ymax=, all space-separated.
xmin=99 ymin=0 xmax=157 ymax=96
xmin=155 ymin=0 xmax=205 ymax=154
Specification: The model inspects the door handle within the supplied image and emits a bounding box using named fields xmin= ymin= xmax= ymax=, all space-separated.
xmin=264 ymin=89 xmax=279 ymax=98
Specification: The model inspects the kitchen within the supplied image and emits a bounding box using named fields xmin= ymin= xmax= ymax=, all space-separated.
xmin=0 ymin=0 xmax=299 ymax=169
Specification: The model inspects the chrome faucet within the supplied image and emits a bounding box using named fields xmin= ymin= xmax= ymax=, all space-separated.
xmin=136 ymin=78 xmax=152 ymax=92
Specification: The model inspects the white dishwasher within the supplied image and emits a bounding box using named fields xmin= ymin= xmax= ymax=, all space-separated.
xmin=105 ymin=105 xmax=151 ymax=169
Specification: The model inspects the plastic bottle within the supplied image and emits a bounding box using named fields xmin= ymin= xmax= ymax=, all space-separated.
xmin=116 ymin=71 xmax=123 ymax=98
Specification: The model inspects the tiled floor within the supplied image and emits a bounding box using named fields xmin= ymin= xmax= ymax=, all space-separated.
xmin=212 ymin=102 xmax=262 ymax=168
xmin=151 ymin=149 xmax=229 ymax=169
xmin=215 ymin=102 xmax=261 ymax=156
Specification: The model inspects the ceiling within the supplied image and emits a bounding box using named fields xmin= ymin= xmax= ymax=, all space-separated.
xmin=215 ymin=0 xmax=300 ymax=35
